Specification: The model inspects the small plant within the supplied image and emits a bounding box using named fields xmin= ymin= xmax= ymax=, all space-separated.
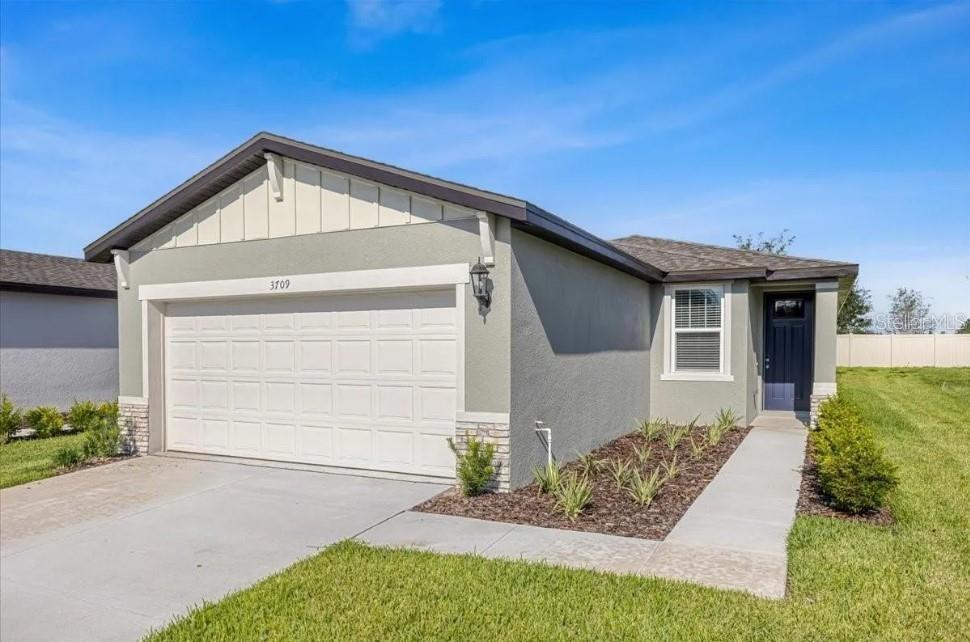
xmin=97 ymin=401 xmax=120 ymax=423
xmin=637 ymin=418 xmax=666 ymax=441
xmin=53 ymin=445 xmax=85 ymax=469
xmin=626 ymin=467 xmax=664 ymax=506
xmin=685 ymin=414 xmax=701 ymax=431
xmin=608 ymin=458 xmax=633 ymax=489
xmin=713 ymin=407 xmax=740 ymax=429
xmin=660 ymin=454 xmax=681 ymax=482
xmin=575 ymin=451 xmax=602 ymax=479
xmin=67 ymin=400 xmax=100 ymax=432
xmin=663 ymin=425 xmax=688 ymax=451
xmin=688 ymin=436 xmax=706 ymax=460
xmin=706 ymin=422 xmax=730 ymax=447
xmin=447 ymin=433 xmax=495 ymax=497
xmin=533 ymin=461 xmax=562 ymax=494
xmin=552 ymin=472 xmax=593 ymax=521
xmin=82 ymin=416 xmax=122 ymax=460
xmin=811 ymin=397 xmax=898 ymax=514
xmin=1 ymin=394 xmax=23 ymax=442
xmin=632 ymin=443 xmax=653 ymax=467
xmin=25 ymin=406 xmax=65 ymax=438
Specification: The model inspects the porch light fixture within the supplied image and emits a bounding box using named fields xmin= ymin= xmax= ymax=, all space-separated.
xmin=470 ymin=259 xmax=491 ymax=307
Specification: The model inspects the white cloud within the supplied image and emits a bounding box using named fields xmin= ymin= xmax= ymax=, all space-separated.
xmin=346 ymin=0 xmax=441 ymax=42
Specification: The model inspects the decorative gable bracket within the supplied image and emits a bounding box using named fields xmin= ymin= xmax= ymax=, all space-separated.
xmin=111 ymin=249 xmax=130 ymax=289
xmin=264 ymin=152 xmax=284 ymax=202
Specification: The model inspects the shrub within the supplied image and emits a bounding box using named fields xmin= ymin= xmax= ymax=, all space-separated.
xmin=663 ymin=425 xmax=687 ymax=451
xmin=706 ymin=422 xmax=730 ymax=447
xmin=688 ymin=436 xmax=706 ymax=459
xmin=82 ymin=416 xmax=122 ymax=460
xmin=633 ymin=443 xmax=653 ymax=467
xmin=533 ymin=462 xmax=562 ymax=494
xmin=575 ymin=452 xmax=602 ymax=479
xmin=660 ymin=454 xmax=681 ymax=482
xmin=53 ymin=445 xmax=85 ymax=469
xmin=637 ymin=418 xmax=666 ymax=441
xmin=67 ymin=400 xmax=100 ymax=432
xmin=608 ymin=458 xmax=633 ymax=489
xmin=553 ymin=472 xmax=592 ymax=521
xmin=810 ymin=397 xmax=898 ymax=514
xmin=97 ymin=401 xmax=119 ymax=423
xmin=25 ymin=406 xmax=65 ymax=438
xmin=626 ymin=468 xmax=664 ymax=506
xmin=713 ymin=407 xmax=740 ymax=429
xmin=446 ymin=433 xmax=495 ymax=496
xmin=1 ymin=394 xmax=23 ymax=442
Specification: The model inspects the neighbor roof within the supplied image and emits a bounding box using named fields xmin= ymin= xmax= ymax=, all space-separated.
xmin=612 ymin=235 xmax=858 ymax=282
xmin=1 ymin=249 xmax=116 ymax=297
xmin=84 ymin=132 xmax=856 ymax=284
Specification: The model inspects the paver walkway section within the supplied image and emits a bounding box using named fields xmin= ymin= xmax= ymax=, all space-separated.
xmin=1 ymin=456 xmax=446 ymax=642
xmin=357 ymin=423 xmax=808 ymax=598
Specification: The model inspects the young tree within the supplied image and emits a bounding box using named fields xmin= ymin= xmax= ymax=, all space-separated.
xmin=888 ymin=288 xmax=933 ymax=334
xmin=733 ymin=229 xmax=796 ymax=255
xmin=838 ymin=281 xmax=873 ymax=334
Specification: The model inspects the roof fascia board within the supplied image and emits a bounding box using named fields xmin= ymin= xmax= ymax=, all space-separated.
xmin=518 ymin=204 xmax=665 ymax=282
xmin=0 ymin=281 xmax=117 ymax=299
xmin=664 ymin=268 xmax=767 ymax=282
xmin=766 ymin=265 xmax=859 ymax=281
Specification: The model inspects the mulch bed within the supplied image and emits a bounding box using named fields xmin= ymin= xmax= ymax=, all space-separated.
xmin=415 ymin=424 xmax=750 ymax=540
xmin=797 ymin=447 xmax=893 ymax=526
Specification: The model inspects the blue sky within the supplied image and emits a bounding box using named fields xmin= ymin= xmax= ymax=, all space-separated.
xmin=1 ymin=0 xmax=968 ymax=318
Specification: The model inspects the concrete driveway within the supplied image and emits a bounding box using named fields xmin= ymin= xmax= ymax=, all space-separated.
xmin=0 ymin=456 xmax=446 ymax=642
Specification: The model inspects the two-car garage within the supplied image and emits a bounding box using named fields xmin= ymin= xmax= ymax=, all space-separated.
xmin=162 ymin=288 xmax=459 ymax=478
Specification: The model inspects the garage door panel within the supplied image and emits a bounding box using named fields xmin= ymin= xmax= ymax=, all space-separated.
xmin=165 ymin=290 xmax=456 ymax=478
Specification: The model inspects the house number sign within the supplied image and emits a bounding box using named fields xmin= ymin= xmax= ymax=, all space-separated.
xmin=269 ymin=279 xmax=291 ymax=291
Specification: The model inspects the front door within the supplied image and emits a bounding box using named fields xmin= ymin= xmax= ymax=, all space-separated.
xmin=764 ymin=293 xmax=814 ymax=411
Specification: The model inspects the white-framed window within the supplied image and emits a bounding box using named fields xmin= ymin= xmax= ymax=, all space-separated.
xmin=663 ymin=283 xmax=732 ymax=381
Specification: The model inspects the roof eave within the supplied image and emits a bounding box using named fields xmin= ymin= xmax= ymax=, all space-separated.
xmin=0 ymin=281 xmax=117 ymax=299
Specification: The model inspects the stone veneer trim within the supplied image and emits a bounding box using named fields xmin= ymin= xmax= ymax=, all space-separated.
xmin=118 ymin=398 xmax=149 ymax=455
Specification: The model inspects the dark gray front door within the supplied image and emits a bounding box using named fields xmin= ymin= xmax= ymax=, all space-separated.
xmin=764 ymin=293 xmax=814 ymax=412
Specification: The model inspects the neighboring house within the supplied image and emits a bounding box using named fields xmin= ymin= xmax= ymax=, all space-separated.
xmin=0 ymin=250 xmax=118 ymax=409
xmin=84 ymin=132 xmax=857 ymax=490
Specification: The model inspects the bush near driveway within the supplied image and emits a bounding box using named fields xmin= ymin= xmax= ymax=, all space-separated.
xmin=25 ymin=406 xmax=65 ymax=438
xmin=1 ymin=394 xmax=23 ymax=442
xmin=810 ymin=396 xmax=898 ymax=514
xmin=67 ymin=400 xmax=101 ymax=432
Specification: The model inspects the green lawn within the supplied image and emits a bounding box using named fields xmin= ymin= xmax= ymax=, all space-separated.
xmin=148 ymin=368 xmax=969 ymax=642
xmin=0 ymin=432 xmax=87 ymax=489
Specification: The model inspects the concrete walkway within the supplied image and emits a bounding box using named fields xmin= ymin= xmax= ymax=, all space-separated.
xmin=357 ymin=424 xmax=808 ymax=599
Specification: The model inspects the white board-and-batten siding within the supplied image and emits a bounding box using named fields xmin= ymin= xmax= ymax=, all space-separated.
xmin=134 ymin=158 xmax=481 ymax=252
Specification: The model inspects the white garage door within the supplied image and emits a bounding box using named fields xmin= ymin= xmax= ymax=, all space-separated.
xmin=164 ymin=289 xmax=458 ymax=478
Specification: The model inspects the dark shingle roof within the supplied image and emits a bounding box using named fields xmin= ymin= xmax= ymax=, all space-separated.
xmin=0 ymin=249 xmax=116 ymax=296
xmin=611 ymin=235 xmax=857 ymax=279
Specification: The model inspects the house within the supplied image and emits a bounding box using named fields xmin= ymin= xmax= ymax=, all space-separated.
xmin=84 ymin=133 xmax=857 ymax=490
xmin=0 ymin=249 xmax=118 ymax=409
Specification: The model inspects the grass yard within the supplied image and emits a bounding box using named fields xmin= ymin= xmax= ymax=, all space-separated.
xmin=0 ymin=432 xmax=88 ymax=489
xmin=148 ymin=368 xmax=969 ymax=642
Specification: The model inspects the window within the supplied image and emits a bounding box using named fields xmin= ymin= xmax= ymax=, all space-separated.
xmin=773 ymin=298 xmax=804 ymax=319
xmin=672 ymin=286 xmax=724 ymax=373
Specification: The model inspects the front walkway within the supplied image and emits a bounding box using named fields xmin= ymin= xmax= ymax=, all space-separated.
xmin=357 ymin=424 xmax=808 ymax=599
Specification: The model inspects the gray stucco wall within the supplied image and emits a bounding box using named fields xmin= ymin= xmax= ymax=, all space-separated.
xmin=117 ymin=218 xmax=511 ymax=415
xmin=648 ymin=281 xmax=753 ymax=425
xmin=0 ymin=290 xmax=118 ymax=409
xmin=508 ymin=229 xmax=651 ymax=489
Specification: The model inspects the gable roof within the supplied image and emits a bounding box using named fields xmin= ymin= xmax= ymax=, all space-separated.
xmin=612 ymin=235 xmax=858 ymax=282
xmin=83 ymin=132 xmax=856 ymax=284
xmin=1 ymin=249 xmax=116 ymax=298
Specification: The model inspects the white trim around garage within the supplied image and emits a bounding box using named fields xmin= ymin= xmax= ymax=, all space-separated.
xmin=138 ymin=263 xmax=470 ymax=302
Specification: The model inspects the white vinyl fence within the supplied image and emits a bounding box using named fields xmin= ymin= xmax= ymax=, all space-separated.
xmin=837 ymin=334 xmax=970 ymax=367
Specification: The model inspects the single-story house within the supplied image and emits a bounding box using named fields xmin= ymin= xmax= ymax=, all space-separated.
xmin=84 ymin=132 xmax=857 ymax=490
xmin=0 ymin=249 xmax=119 ymax=409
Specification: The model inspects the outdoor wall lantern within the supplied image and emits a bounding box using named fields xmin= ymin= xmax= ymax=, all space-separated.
xmin=470 ymin=259 xmax=491 ymax=308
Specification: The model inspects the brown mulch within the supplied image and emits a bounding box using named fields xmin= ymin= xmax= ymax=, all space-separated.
xmin=797 ymin=447 xmax=894 ymax=526
xmin=415 ymin=425 xmax=750 ymax=540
